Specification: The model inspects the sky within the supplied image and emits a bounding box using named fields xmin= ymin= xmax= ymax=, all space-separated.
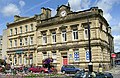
xmin=0 ymin=0 xmax=120 ymax=52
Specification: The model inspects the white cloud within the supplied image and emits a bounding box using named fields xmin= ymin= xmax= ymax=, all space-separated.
xmin=114 ymin=35 xmax=120 ymax=52
xmin=19 ymin=0 xmax=25 ymax=7
xmin=68 ymin=0 xmax=81 ymax=11
xmin=103 ymin=13 xmax=112 ymax=22
xmin=81 ymin=0 xmax=90 ymax=9
xmin=96 ymin=0 xmax=120 ymax=22
xmin=50 ymin=8 xmax=57 ymax=17
xmin=1 ymin=3 xmax=20 ymax=16
xmin=112 ymin=23 xmax=120 ymax=35
xmin=68 ymin=0 xmax=90 ymax=11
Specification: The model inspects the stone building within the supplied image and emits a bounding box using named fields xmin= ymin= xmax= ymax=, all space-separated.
xmin=7 ymin=15 xmax=37 ymax=66
xmin=6 ymin=4 xmax=114 ymax=71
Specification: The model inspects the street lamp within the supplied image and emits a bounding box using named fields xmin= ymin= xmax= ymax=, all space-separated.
xmin=87 ymin=17 xmax=93 ymax=72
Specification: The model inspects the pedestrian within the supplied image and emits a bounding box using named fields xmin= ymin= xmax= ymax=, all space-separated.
xmin=24 ymin=66 xmax=28 ymax=74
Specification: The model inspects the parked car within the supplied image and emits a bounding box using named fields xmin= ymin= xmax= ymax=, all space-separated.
xmin=61 ymin=65 xmax=82 ymax=74
xmin=104 ymin=72 xmax=113 ymax=78
xmin=40 ymin=66 xmax=57 ymax=73
xmin=28 ymin=66 xmax=41 ymax=73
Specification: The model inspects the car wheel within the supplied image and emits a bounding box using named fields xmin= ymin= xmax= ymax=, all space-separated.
xmin=41 ymin=71 xmax=44 ymax=73
xmin=62 ymin=71 xmax=65 ymax=74
xmin=76 ymin=70 xmax=80 ymax=73
xmin=30 ymin=71 xmax=33 ymax=73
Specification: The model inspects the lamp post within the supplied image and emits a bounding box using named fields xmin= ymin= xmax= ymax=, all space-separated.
xmin=87 ymin=17 xmax=93 ymax=72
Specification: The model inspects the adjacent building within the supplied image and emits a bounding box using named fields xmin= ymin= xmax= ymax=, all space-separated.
xmin=6 ymin=4 xmax=114 ymax=71
xmin=1 ymin=29 xmax=8 ymax=61
xmin=7 ymin=16 xmax=37 ymax=66
xmin=115 ymin=52 xmax=120 ymax=64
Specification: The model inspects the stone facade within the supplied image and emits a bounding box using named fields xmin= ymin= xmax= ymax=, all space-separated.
xmin=6 ymin=5 xmax=114 ymax=71
xmin=7 ymin=16 xmax=37 ymax=66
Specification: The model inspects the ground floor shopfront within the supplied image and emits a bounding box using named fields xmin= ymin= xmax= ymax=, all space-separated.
xmin=7 ymin=47 xmax=37 ymax=67
xmin=6 ymin=45 xmax=111 ymax=71
xmin=36 ymin=45 xmax=112 ymax=71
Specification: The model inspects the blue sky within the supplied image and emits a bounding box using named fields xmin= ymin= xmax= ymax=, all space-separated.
xmin=0 ymin=0 xmax=120 ymax=52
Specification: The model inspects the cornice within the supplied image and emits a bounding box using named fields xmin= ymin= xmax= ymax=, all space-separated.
xmin=37 ymin=12 xmax=108 ymax=29
xmin=37 ymin=41 xmax=109 ymax=52
xmin=7 ymin=17 xmax=35 ymax=28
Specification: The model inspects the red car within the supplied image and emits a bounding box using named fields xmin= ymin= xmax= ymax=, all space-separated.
xmin=29 ymin=66 xmax=57 ymax=73
xmin=40 ymin=67 xmax=48 ymax=73
xmin=40 ymin=67 xmax=57 ymax=73
xmin=28 ymin=66 xmax=41 ymax=73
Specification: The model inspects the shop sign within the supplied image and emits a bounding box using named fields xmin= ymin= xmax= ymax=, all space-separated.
xmin=16 ymin=51 xmax=23 ymax=54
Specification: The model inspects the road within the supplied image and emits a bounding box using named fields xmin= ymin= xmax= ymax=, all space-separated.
xmin=108 ymin=65 xmax=120 ymax=78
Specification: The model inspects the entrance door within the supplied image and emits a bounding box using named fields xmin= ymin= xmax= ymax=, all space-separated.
xmin=63 ymin=56 xmax=68 ymax=65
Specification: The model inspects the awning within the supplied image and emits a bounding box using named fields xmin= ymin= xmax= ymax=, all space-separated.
xmin=16 ymin=51 xmax=23 ymax=54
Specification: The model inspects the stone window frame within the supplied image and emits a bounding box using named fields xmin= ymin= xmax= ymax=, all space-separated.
xmin=24 ymin=54 xmax=27 ymax=65
xmin=70 ymin=24 xmax=79 ymax=41
xmin=10 ymin=29 xmax=13 ymax=35
xmin=42 ymin=52 xmax=47 ymax=59
xmin=25 ymin=25 xmax=28 ymax=32
xmin=30 ymin=37 xmax=33 ymax=45
xmin=15 ymin=28 xmax=17 ymax=35
xmin=18 ymin=54 xmax=22 ymax=65
xmin=41 ymin=31 xmax=47 ymax=45
xmin=20 ymin=38 xmax=22 ymax=46
xmin=52 ymin=51 xmax=57 ymax=63
xmin=25 ymin=38 xmax=28 ymax=45
xmin=20 ymin=26 xmax=22 ymax=34
xmin=61 ymin=29 xmax=67 ymax=42
xmin=10 ymin=40 xmax=12 ymax=48
xmin=30 ymin=24 xmax=33 ymax=31
xmin=81 ymin=22 xmax=91 ymax=40
xmin=14 ymin=39 xmax=17 ymax=47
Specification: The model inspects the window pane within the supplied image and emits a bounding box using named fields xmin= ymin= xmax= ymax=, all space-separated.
xmin=20 ymin=38 xmax=22 ymax=46
xmin=52 ymin=32 xmax=56 ymax=43
xmin=31 ymin=24 xmax=33 ymax=31
xmin=73 ymin=29 xmax=78 ymax=40
xmin=15 ymin=28 xmax=17 ymax=34
xmin=25 ymin=38 xmax=27 ymax=45
xmin=62 ymin=30 xmax=67 ymax=42
xmin=25 ymin=25 xmax=28 ymax=32
xmin=20 ymin=27 xmax=22 ymax=33
xmin=42 ymin=33 xmax=47 ymax=44
xmin=10 ymin=29 xmax=12 ymax=35
xmin=30 ymin=37 xmax=33 ymax=45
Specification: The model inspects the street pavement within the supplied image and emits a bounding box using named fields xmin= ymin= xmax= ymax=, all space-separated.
xmin=107 ymin=65 xmax=120 ymax=78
